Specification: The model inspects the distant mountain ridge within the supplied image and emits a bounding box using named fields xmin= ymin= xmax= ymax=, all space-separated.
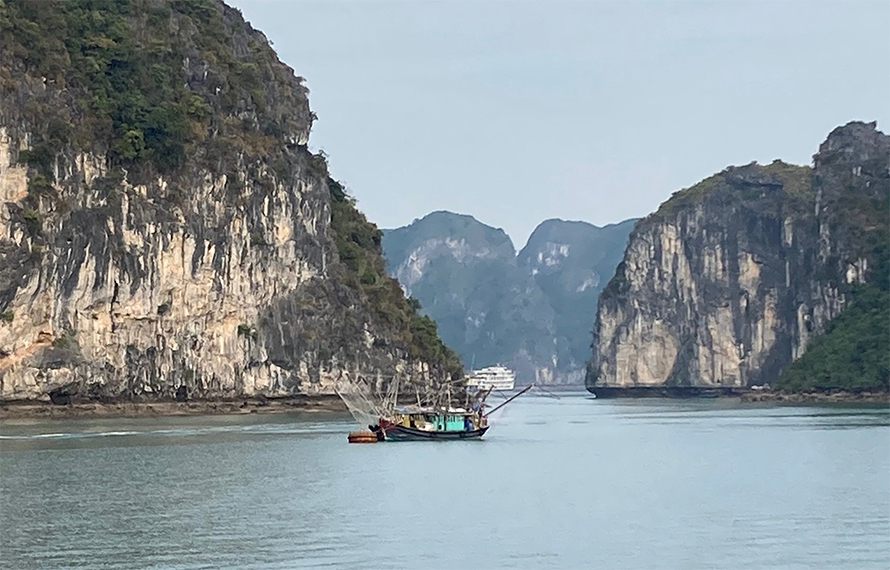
xmin=519 ymin=219 xmax=637 ymax=373
xmin=382 ymin=212 xmax=636 ymax=384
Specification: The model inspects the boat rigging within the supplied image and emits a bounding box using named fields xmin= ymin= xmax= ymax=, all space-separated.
xmin=336 ymin=368 xmax=532 ymax=442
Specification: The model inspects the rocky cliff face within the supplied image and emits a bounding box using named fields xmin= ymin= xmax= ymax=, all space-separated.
xmin=0 ymin=0 xmax=458 ymax=402
xmin=383 ymin=212 xmax=635 ymax=384
xmin=587 ymin=122 xmax=889 ymax=389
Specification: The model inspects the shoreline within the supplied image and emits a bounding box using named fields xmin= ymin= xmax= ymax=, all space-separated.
xmin=2 ymin=388 xmax=888 ymax=421
xmin=737 ymin=390 xmax=890 ymax=404
xmin=587 ymin=385 xmax=889 ymax=404
xmin=0 ymin=395 xmax=348 ymax=420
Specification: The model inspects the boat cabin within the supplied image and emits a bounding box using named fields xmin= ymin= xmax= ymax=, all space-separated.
xmin=390 ymin=408 xmax=485 ymax=432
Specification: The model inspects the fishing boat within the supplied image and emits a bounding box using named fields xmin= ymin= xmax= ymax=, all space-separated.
xmin=372 ymin=385 xmax=532 ymax=441
xmin=374 ymin=407 xmax=489 ymax=441
xmin=335 ymin=372 xmax=532 ymax=443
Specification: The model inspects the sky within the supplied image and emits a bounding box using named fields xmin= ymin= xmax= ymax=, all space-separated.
xmin=229 ymin=0 xmax=889 ymax=248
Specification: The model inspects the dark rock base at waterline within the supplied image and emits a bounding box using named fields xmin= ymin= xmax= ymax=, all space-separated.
xmin=588 ymin=386 xmax=748 ymax=399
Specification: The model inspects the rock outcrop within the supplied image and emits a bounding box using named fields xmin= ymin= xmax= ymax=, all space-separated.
xmin=383 ymin=211 xmax=636 ymax=384
xmin=0 ymin=0 xmax=459 ymax=402
xmin=587 ymin=122 xmax=889 ymax=389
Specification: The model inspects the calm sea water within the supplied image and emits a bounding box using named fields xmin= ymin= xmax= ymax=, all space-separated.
xmin=1 ymin=394 xmax=888 ymax=570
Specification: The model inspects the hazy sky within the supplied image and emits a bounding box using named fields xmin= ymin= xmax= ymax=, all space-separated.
xmin=229 ymin=0 xmax=889 ymax=247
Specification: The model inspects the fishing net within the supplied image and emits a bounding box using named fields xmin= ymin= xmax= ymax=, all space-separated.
xmin=334 ymin=376 xmax=384 ymax=427
xmin=334 ymin=372 xmax=474 ymax=426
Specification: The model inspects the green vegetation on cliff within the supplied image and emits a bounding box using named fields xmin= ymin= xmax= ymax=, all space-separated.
xmin=778 ymin=242 xmax=889 ymax=392
xmin=655 ymin=160 xmax=813 ymax=219
xmin=0 ymin=0 xmax=309 ymax=174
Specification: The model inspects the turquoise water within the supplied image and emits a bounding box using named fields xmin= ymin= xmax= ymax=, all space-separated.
xmin=1 ymin=395 xmax=888 ymax=569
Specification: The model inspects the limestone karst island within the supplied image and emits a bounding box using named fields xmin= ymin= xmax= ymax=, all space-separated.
xmin=0 ymin=0 xmax=461 ymax=413
xmin=0 ymin=1 xmax=888 ymax=569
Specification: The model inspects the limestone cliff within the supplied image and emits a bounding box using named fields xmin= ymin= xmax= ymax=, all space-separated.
xmin=0 ymin=0 xmax=460 ymax=402
xmin=587 ymin=122 xmax=889 ymax=389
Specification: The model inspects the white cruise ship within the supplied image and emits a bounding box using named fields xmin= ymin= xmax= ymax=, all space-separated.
xmin=467 ymin=365 xmax=516 ymax=391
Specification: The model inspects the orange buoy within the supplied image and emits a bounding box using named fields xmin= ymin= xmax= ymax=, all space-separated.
xmin=348 ymin=430 xmax=379 ymax=443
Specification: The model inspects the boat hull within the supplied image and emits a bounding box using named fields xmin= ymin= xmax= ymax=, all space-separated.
xmin=381 ymin=424 xmax=489 ymax=441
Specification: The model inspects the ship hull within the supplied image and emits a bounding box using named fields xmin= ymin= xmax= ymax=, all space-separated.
xmin=381 ymin=425 xmax=489 ymax=442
